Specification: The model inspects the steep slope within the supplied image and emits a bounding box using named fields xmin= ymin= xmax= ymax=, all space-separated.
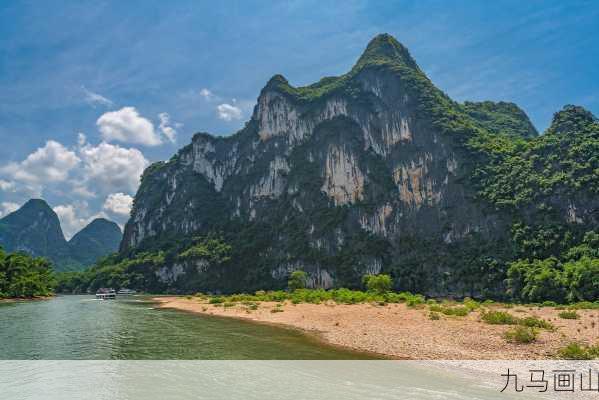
xmin=463 ymin=101 xmax=538 ymax=138
xmin=0 ymin=199 xmax=77 ymax=270
xmin=68 ymin=218 xmax=122 ymax=266
xmin=119 ymin=34 xmax=597 ymax=297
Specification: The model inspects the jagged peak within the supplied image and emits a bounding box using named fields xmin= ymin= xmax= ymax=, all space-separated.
xmin=549 ymin=105 xmax=598 ymax=134
xmin=264 ymin=74 xmax=289 ymax=89
xmin=353 ymin=33 xmax=420 ymax=71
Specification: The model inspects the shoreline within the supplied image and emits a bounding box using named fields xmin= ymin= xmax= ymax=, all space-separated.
xmin=154 ymin=296 xmax=599 ymax=360
xmin=0 ymin=295 xmax=54 ymax=304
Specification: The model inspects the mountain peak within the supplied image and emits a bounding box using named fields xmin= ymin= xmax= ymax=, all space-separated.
xmin=549 ymin=105 xmax=598 ymax=134
xmin=20 ymin=198 xmax=53 ymax=212
xmin=354 ymin=33 xmax=419 ymax=71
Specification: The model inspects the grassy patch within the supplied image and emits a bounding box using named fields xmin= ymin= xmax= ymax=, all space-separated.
xmin=429 ymin=312 xmax=440 ymax=320
xmin=505 ymin=326 xmax=537 ymax=344
xmin=519 ymin=316 xmax=554 ymax=330
xmin=481 ymin=311 xmax=519 ymax=325
xmin=558 ymin=343 xmax=599 ymax=360
xmin=558 ymin=310 xmax=579 ymax=320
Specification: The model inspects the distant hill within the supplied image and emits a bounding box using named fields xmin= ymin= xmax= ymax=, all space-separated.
xmin=68 ymin=218 xmax=122 ymax=266
xmin=0 ymin=199 xmax=122 ymax=271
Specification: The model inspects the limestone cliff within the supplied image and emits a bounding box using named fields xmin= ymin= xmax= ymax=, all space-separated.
xmin=120 ymin=34 xmax=598 ymax=296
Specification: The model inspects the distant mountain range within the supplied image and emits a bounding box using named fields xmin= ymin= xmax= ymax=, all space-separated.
xmin=0 ymin=199 xmax=122 ymax=271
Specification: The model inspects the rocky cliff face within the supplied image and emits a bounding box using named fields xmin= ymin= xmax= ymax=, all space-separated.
xmin=121 ymin=34 xmax=598 ymax=295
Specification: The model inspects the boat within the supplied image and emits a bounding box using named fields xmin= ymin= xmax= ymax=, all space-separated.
xmin=96 ymin=288 xmax=116 ymax=300
xmin=117 ymin=288 xmax=137 ymax=295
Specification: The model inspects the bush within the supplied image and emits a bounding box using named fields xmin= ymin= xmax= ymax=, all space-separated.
xmin=481 ymin=311 xmax=519 ymax=325
xmin=429 ymin=312 xmax=440 ymax=320
xmin=288 ymin=270 xmax=308 ymax=291
xmin=209 ymin=297 xmax=224 ymax=304
xmin=558 ymin=343 xmax=599 ymax=360
xmin=505 ymin=326 xmax=537 ymax=343
xmin=558 ymin=310 xmax=579 ymax=319
xmin=362 ymin=274 xmax=393 ymax=294
xmin=519 ymin=316 xmax=554 ymax=330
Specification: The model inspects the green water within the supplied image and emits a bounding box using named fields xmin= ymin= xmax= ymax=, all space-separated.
xmin=0 ymin=295 xmax=372 ymax=359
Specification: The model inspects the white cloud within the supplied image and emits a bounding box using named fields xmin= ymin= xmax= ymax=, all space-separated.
xmin=102 ymin=193 xmax=133 ymax=217
xmin=216 ymin=103 xmax=243 ymax=121
xmin=82 ymin=86 xmax=113 ymax=107
xmin=0 ymin=202 xmax=19 ymax=218
xmin=200 ymin=88 xmax=214 ymax=100
xmin=0 ymin=140 xmax=80 ymax=185
xmin=77 ymin=132 xmax=87 ymax=147
xmin=158 ymin=112 xmax=178 ymax=143
xmin=97 ymin=106 xmax=161 ymax=146
xmin=53 ymin=204 xmax=91 ymax=239
xmin=79 ymin=142 xmax=149 ymax=195
xmin=0 ymin=180 xmax=15 ymax=192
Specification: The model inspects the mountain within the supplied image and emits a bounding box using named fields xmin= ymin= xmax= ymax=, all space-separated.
xmin=118 ymin=34 xmax=598 ymax=297
xmin=0 ymin=200 xmax=122 ymax=271
xmin=0 ymin=199 xmax=75 ymax=268
xmin=68 ymin=218 xmax=122 ymax=266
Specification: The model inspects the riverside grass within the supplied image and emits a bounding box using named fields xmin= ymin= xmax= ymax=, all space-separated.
xmin=197 ymin=289 xmax=598 ymax=313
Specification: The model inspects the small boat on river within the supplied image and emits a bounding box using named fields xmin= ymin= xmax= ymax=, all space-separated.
xmin=96 ymin=288 xmax=116 ymax=300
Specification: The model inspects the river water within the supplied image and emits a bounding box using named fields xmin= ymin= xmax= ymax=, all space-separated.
xmin=0 ymin=296 xmax=550 ymax=399
xmin=0 ymin=295 xmax=369 ymax=359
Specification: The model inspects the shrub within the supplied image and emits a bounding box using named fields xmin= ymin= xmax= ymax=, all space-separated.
xmin=223 ymin=302 xmax=236 ymax=308
xmin=505 ymin=326 xmax=537 ymax=343
xmin=541 ymin=300 xmax=557 ymax=307
xmin=209 ymin=296 xmax=224 ymax=304
xmin=362 ymin=274 xmax=393 ymax=294
xmin=481 ymin=311 xmax=519 ymax=325
xmin=558 ymin=310 xmax=579 ymax=319
xmin=558 ymin=343 xmax=599 ymax=360
xmin=519 ymin=316 xmax=554 ymax=330
xmin=442 ymin=306 xmax=470 ymax=317
xmin=429 ymin=312 xmax=440 ymax=320
xmin=288 ymin=270 xmax=308 ymax=291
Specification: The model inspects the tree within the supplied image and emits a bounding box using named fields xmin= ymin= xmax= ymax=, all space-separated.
xmin=288 ymin=270 xmax=308 ymax=291
xmin=362 ymin=274 xmax=393 ymax=294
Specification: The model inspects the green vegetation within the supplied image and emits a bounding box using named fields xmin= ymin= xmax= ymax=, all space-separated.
xmin=0 ymin=247 xmax=55 ymax=298
xmin=558 ymin=310 xmax=579 ymax=320
xmin=362 ymin=274 xmax=393 ymax=294
xmin=463 ymin=101 xmax=538 ymax=138
xmin=558 ymin=343 xmax=599 ymax=360
xmin=504 ymin=326 xmax=538 ymax=344
xmin=481 ymin=311 xmax=519 ymax=325
xmin=287 ymin=270 xmax=308 ymax=291
xmin=480 ymin=310 xmax=554 ymax=333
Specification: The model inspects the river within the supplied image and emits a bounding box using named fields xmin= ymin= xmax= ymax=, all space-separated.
xmin=0 ymin=295 xmax=369 ymax=359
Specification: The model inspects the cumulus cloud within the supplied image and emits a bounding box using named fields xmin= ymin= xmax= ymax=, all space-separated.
xmin=97 ymin=107 xmax=161 ymax=146
xmin=0 ymin=140 xmax=80 ymax=185
xmin=158 ymin=112 xmax=179 ymax=143
xmin=216 ymin=103 xmax=243 ymax=121
xmin=79 ymin=142 xmax=149 ymax=195
xmin=53 ymin=204 xmax=91 ymax=239
xmin=102 ymin=193 xmax=133 ymax=217
xmin=0 ymin=202 xmax=19 ymax=218
xmin=82 ymin=86 xmax=114 ymax=107
xmin=0 ymin=180 xmax=15 ymax=192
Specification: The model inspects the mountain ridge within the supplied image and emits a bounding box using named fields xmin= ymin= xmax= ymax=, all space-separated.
xmin=110 ymin=34 xmax=597 ymax=297
xmin=0 ymin=199 xmax=122 ymax=271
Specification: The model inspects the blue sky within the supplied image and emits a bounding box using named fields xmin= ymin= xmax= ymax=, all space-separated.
xmin=0 ymin=0 xmax=598 ymax=237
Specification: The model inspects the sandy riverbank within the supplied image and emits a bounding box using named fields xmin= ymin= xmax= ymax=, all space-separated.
xmin=154 ymin=296 xmax=599 ymax=359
